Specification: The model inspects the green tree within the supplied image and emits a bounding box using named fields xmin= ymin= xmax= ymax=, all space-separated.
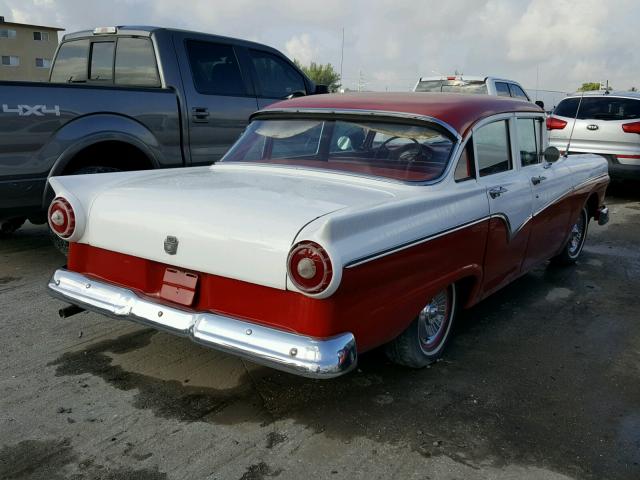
xmin=577 ymin=82 xmax=602 ymax=91
xmin=294 ymin=60 xmax=341 ymax=92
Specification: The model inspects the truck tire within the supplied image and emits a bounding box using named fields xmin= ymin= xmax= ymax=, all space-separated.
xmin=49 ymin=165 xmax=122 ymax=256
xmin=0 ymin=217 xmax=26 ymax=236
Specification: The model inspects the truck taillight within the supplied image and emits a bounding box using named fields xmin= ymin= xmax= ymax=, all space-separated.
xmin=48 ymin=197 xmax=76 ymax=239
xmin=287 ymin=241 xmax=333 ymax=294
xmin=622 ymin=121 xmax=640 ymax=134
xmin=546 ymin=116 xmax=567 ymax=130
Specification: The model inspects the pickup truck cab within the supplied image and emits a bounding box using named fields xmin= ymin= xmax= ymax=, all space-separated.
xmin=0 ymin=26 xmax=324 ymax=233
xmin=414 ymin=75 xmax=531 ymax=101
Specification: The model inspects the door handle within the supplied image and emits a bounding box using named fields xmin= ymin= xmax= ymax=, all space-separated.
xmin=531 ymin=175 xmax=547 ymax=185
xmin=192 ymin=107 xmax=210 ymax=122
xmin=489 ymin=186 xmax=508 ymax=199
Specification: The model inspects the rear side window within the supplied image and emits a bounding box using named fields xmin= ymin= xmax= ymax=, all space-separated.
xmin=475 ymin=120 xmax=512 ymax=176
xmin=89 ymin=41 xmax=114 ymax=81
xmin=186 ymin=40 xmax=247 ymax=96
xmin=516 ymin=118 xmax=540 ymax=166
xmin=115 ymin=37 xmax=160 ymax=86
xmin=509 ymin=84 xmax=529 ymax=100
xmin=554 ymin=97 xmax=640 ymax=120
xmin=495 ymin=82 xmax=511 ymax=97
xmin=249 ymin=49 xmax=306 ymax=98
xmin=50 ymin=39 xmax=90 ymax=82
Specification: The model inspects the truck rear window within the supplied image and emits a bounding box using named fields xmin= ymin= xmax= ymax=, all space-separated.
xmin=115 ymin=38 xmax=160 ymax=87
xmin=415 ymin=80 xmax=488 ymax=94
xmin=50 ymin=39 xmax=89 ymax=82
xmin=555 ymin=97 xmax=640 ymax=120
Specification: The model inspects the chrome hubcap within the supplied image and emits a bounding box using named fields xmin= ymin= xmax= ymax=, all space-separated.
xmin=418 ymin=289 xmax=449 ymax=351
xmin=569 ymin=213 xmax=586 ymax=256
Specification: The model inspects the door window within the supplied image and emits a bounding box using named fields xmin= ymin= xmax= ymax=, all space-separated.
xmin=89 ymin=41 xmax=115 ymax=81
xmin=186 ymin=40 xmax=247 ymax=96
xmin=495 ymin=82 xmax=511 ymax=97
xmin=475 ymin=120 xmax=512 ymax=176
xmin=516 ymin=118 xmax=541 ymax=166
xmin=115 ymin=37 xmax=160 ymax=86
xmin=50 ymin=39 xmax=90 ymax=82
xmin=454 ymin=140 xmax=475 ymax=182
xmin=249 ymin=49 xmax=306 ymax=98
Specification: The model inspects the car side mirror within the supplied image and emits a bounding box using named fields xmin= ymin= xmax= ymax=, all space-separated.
xmin=535 ymin=100 xmax=545 ymax=110
xmin=543 ymin=146 xmax=560 ymax=163
xmin=314 ymin=84 xmax=329 ymax=94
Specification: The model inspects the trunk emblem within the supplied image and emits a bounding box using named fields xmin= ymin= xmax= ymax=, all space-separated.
xmin=587 ymin=124 xmax=599 ymax=130
xmin=164 ymin=236 xmax=179 ymax=255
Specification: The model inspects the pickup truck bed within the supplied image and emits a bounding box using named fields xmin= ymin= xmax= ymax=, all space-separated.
xmin=0 ymin=25 xmax=323 ymax=230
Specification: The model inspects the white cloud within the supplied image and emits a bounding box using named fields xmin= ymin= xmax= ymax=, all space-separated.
xmin=1 ymin=0 xmax=639 ymax=92
xmin=285 ymin=34 xmax=317 ymax=65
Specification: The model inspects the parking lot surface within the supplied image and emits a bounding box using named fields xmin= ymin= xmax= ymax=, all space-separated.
xmin=1 ymin=185 xmax=639 ymax=480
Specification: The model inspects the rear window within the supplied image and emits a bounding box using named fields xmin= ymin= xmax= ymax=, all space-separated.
xmin=221 ymin=118 xmax=455 ymax=182
xmin=555 ymin=97 xmax=640 ymax=120
xmin=415 ymin=79 xmax=488 ymax=94
xmin=50 ymin=39 xmax=90 ymax=82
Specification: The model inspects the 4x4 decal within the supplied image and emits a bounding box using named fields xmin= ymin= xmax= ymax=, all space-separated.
xmin=2 ymin=104 xmax=61 ymax=116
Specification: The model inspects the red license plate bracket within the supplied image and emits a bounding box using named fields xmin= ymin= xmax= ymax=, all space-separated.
xmin=159 ymin=268 xmax=199 ymax=306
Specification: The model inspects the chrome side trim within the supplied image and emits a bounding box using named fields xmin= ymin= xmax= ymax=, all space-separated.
xmin=345 ymin=173 xmax=609 ymax=268
xmin=48 ymin=270 xmax=357 ymax=379
xmin=345 ymin=216 xmax=490 ymax=268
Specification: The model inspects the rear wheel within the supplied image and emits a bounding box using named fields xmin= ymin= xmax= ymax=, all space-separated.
xmin=551 ymin=207 xmax=589 ymax=266
xmin=385 ymin=284 xmax=457 ymax=368
xmin=0 ymin=217 xmax=26 ymax=235
xmin=48 ymin=165 xmax=122 ymax=255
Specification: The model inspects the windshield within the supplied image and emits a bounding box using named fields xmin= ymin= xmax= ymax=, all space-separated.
xmin=415 ymin=79 xmax=488 ymax=94
xmin=221 ymin=118 xmax=456 ymax=182
xmin=555 ymin=97 xmax=640 ymax=120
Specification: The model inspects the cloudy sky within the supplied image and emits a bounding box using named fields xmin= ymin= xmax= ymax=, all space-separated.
xmin=2 ymin=0 xmax=638 ymax=94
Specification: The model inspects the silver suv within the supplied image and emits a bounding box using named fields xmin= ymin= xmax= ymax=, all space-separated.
xmin=547 ymin=92 xmax=640 ymax=180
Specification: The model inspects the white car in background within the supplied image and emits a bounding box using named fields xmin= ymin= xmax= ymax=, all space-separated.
xmin=414 ymin=75 xmax=535 ymax=102
xmin=547 ymin=91 xmax=640 ymax=180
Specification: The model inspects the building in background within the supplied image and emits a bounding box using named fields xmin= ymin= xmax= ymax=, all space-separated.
xmin=0 ymin=16 xmax=64 ymax=82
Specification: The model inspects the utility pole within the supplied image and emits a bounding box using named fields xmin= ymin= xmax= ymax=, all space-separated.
xmin=340 ymin=27 xmax=344 ymax=86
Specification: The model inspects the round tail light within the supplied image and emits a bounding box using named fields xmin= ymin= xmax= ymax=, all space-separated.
xmin=287 ymin=241 xmax=333 ymax=294
xmin=48 ymin=197 xmax=76 ymax=239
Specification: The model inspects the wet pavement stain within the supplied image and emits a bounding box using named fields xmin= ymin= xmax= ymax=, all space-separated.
xmin=0 ymin=438 xmax=167 ymax=480
xmin=49 ymin=258 xmax=640 ymax=480
xmin=0 ymin=438 xmax=75 ymax=480
xmin=0 ymin=276 xmax=18 ymax=285
xmin=239 ymin=462 xmax=282 ymax=480
xmin=265 ymin=431 xmax=287 ymax=449
xmin=49 ymin=329 xmax=262 ymax=423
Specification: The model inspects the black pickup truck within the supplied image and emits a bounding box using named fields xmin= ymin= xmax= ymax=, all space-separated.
xmin=0 ymin=26 xmax=326 ymax=233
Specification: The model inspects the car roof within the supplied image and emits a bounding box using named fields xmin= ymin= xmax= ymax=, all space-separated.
xmin=62 ymin=25 xmax=276 ymax=50
xmin=261 ymin=92 xmax=542 ymax=137
xmin=563 ymin=91 xmax=640 ymax=100
xmin=417 ymin=75 xmax=521 ymax=84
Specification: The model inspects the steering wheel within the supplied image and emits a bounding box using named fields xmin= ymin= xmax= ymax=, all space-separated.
xmin=375 ymin=136 xmax=432 ymax=164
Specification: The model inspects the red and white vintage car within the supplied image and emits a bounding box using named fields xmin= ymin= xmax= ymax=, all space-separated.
xmin=48 ymin=93 xmax=610 ymax=378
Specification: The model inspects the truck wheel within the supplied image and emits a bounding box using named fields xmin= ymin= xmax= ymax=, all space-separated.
xmin=49 ymin=165 xmax=122 ymax=255
xmin=385 ymin=284 xmax=457 ymax=368
xmin=551 ymin=207 xmax=589 ymax=266
xmin=0 ymin=217 xmax=26 ymax=235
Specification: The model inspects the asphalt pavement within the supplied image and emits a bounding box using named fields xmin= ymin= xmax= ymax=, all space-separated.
xmin=1 ymin=183 xmax=638 ymax=480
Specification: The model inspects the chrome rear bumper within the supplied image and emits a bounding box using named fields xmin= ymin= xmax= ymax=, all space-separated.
xmin=48 ymin=269 xmax=357 ymax=379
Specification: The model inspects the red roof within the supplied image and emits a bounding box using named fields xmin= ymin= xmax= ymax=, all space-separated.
xmin=262 ymin=92 xmax=542 ymax=136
